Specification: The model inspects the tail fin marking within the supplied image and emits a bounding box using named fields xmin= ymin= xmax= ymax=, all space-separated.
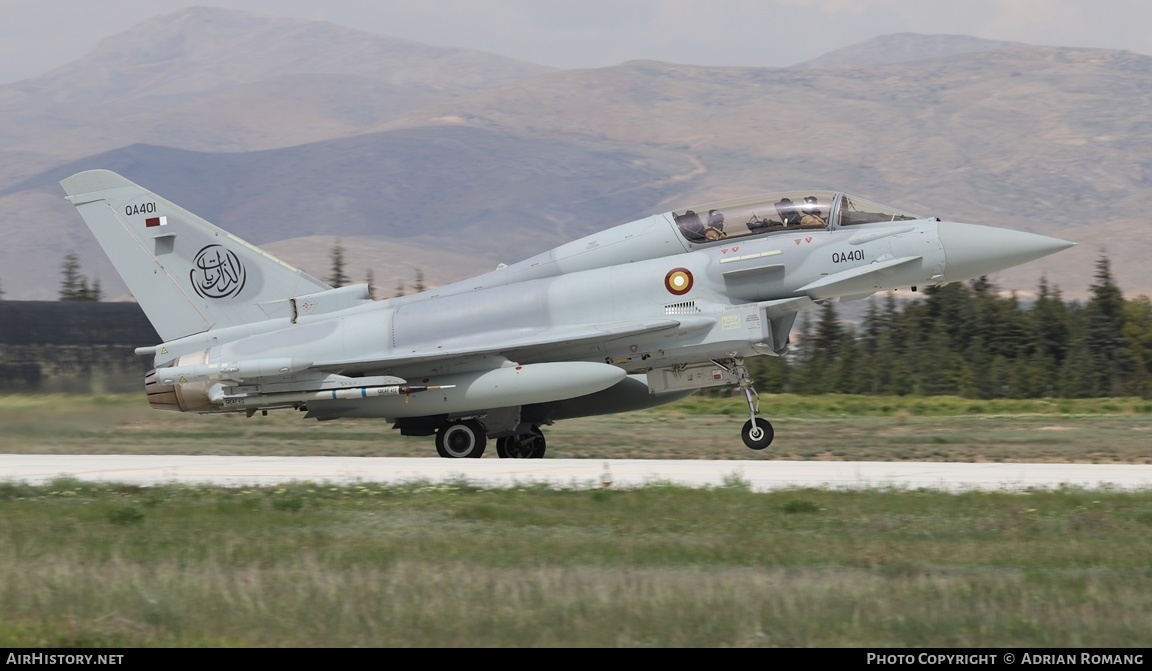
xmin=60 ymin=170 xmax=330 ymax=341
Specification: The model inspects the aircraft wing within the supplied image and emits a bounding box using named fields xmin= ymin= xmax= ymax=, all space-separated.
xmin=312 ymin=316 xmax=716 ymax=376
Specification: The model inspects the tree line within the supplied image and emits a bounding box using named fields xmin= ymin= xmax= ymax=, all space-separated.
xmin=747 ymin=255 xmax=1152 ymax=399
xmin=326 ymin=242 xmax=423 ymax=298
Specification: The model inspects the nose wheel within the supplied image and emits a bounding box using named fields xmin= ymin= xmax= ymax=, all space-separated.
xmin=742 ymin=417 xmax=774 ymax=450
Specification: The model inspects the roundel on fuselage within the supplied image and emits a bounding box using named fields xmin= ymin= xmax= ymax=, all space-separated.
xmin=665 ymin=267 xmax=693 ymax=296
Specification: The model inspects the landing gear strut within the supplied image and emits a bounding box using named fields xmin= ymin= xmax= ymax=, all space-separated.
xmin=716 ymin=356 xmax=775 ymax=450
xmin=496 ymin=426 xmax=547 ymax=459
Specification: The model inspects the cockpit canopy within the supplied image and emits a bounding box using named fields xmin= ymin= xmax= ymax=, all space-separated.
xmin=672 ymin=191 xmax=921 ymax=245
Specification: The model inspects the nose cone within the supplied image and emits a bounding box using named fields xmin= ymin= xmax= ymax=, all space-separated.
xmin=939 ymin=222 xmax=1076 ymax=282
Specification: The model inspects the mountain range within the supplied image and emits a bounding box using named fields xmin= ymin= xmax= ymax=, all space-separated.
xmin=1 ymin=6 xmax=1149 ymax=301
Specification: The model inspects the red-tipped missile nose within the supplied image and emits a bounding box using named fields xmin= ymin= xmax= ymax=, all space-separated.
xmin=938 ymin=222 xmax=1076 ymax=282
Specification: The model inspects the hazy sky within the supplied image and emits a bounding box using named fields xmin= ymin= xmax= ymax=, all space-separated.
xmin=2 ymin=0 xmax=1151 ymax=84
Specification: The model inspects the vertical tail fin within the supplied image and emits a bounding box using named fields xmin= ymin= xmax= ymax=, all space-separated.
xmin=61 ymin=169 xmax=331 ymax=341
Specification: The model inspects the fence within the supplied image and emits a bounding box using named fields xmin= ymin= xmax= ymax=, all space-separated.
xmin=0 ymin=301 xmax=159 ymax=393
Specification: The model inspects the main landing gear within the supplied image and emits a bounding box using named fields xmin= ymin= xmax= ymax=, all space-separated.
xmin=496 ymin=427 xmax=547 ymax=459
xmin=435 ymin=419 xmax=486 ymax=458
xmin=715 ymin=356 xmax=775 ymax=450
xmin=435 ymin=420 xmax=548 ymax=459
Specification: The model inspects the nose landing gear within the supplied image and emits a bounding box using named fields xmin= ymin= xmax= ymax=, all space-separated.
xmin=715 ymin=356 xmax=775 ymax=450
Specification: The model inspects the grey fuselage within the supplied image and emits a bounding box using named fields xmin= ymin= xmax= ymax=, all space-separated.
xmin=137 ymin=189 xmax=1069 ymax=427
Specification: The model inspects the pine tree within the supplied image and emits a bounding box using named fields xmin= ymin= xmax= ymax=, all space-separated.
xmin=790 ymin=311 xmax=816 ymax=393
xmin=413 ymin=269 xmax=426 ymax=294
xmin=915 ymin=329 xmax=957 ymax=396
xmin=58 ymin=252 xmax=100 ymax=301
xmin=994 ymin=292 xmax=1032 ymax=361
xmin=969 ymin=276 xmax=1006 ymax=358
xmin=59 ymin=252 xmax=82 ymax=300
xmin=394 ymin=279 xmax=405 ymax=298
xmin=1121 ymin=296 xmax=1152 ymax=398
xmin=883 ymin=292 xmax=906 ymax=354
xmin=858 ymin=292 xmax=906 ymax=395
xmin=1058 ymin=338 xmax=1097 ymax=398
xmin=748 ymin=354 xmax=790 ymax=394
xmin=857 ymin=299 xmax=885 ymax=394
xmin=1032 ymin=276 xmax=1070 ymax=365
xmin=1030 ymin=276 xmax=1070 ymax=395
xmin=967 ymin=334 xmax=995 ymax=398
xmin=328 ymin=243 xmax=348 ymax=288
xmin=365 ymin=268 xmax=375 ymax=299
xmin=814 ymin=301 xmax=843 ymax=361
xmin=1083 ymin=255 xmax=1129 ymax=395
xmin=922 ymin=282 xmax=973 ymax=353
xmin=835 ymin=333 xmax=865 ymax=394
xmin=860 ymin=299 xmax=882 ymax=356
xmin=810 ymin=301 xmax=843 ymax=393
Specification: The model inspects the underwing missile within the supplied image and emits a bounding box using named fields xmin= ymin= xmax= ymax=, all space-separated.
xmin=154 ymin=358 xmax=312 ymax=384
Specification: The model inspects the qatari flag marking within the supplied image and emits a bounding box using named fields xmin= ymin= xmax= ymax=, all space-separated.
xmin=145 ymin=216 xmax=168 ymax=228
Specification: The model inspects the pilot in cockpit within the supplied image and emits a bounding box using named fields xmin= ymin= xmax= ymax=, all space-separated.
xmin=705 ymin=209 xmax=726 ymax=240
xmin=675 ymin=208 xmax=727 ymax=242
xmin=799 ymin=195 xmax=827 ymax=228
xmin=774 ymin=198 xmax=803 ymax=227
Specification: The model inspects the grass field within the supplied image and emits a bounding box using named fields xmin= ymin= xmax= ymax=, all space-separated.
xmin=3 ymin=393 xmax=1152 ymax=647
xmin=1 ymin=479 xmax=1152 ymax=647
xmin=2 ymin=393 xmax=1150 ymax=462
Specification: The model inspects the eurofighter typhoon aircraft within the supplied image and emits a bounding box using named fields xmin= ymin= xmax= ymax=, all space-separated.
xmin=61 ymin=170 xmax=1074 ymax=458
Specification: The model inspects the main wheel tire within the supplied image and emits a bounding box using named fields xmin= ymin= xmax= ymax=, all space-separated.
xmin=435 ymin=420 xmax=487 ymax=458
xmin=741 ymin=418 xmax=774 ymax=450
xmin=496 ymin=427 xmax=547 ymax=459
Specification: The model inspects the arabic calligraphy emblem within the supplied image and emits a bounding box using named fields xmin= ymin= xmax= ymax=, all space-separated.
xmin=191 ymin=245 xmax=246 ymax=299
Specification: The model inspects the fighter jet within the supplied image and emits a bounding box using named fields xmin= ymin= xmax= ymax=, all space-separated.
xmin=61 ymin=170 xmax=1074 ymax=458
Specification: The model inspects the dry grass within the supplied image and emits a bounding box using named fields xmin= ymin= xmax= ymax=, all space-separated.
xmin=1 ymin=393 xmax=1149 ymax=462
xmin=4 ymin=560 xmax=1150 ymax=647
xmin=2 ymin=481 xmax=1152 ymax=647
xmin=3 ymin=393 xmax=1151 ymax=646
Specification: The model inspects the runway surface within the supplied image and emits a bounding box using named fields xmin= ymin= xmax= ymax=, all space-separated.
xmin=4 ymin=455 xmax=1152 ymax=491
